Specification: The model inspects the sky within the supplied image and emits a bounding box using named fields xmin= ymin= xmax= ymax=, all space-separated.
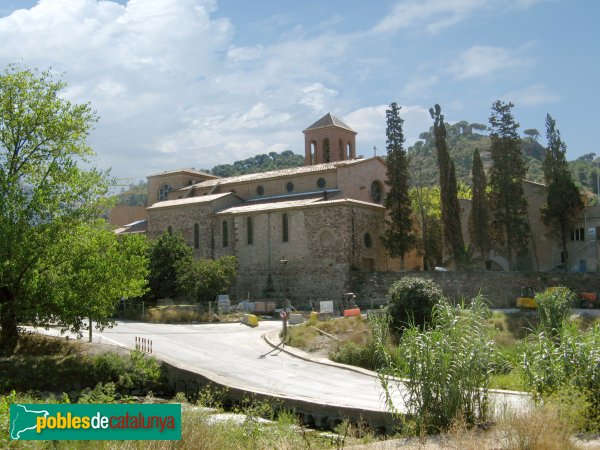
xmin=0 ymin=0 xmax=598 ymax=181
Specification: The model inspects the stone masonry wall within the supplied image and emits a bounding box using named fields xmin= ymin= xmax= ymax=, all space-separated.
xmin=350 ymin=271 xmax=600 ymax=309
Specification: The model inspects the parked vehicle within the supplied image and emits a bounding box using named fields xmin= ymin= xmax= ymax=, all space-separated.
xmin=516 ymin=286 xmax=538 ymax=309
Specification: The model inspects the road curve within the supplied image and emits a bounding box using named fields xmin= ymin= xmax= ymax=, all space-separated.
xmin=32 ymin=319 xmax=527 ymax=420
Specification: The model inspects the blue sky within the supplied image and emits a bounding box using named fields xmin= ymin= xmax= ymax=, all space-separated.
xmin=0 ymin=0 xmax=598 ymax=180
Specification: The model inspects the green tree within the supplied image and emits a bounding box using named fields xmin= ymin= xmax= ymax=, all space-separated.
xmin=148 ymin=231 xmax=193 ymax=300
xmin=410 ymin=185 xmax=443 ymax=270
xmin=541 ymin=114 xmax=583 ymax=266
xmin=0 ymin=65 xmax=118 ymax=354
xmin=488 ymin=100 xmax=530 ymax=269
xmin=47 ymin=223 xmax=149 ymax=340
xmin=468 ymin=149 xmax=491 ymax=258
xmin=430 ymin=104 xmax=464 ymax=263
xmin=524 ymin=128 xmax=540 ymax=141
xmin=382 ymin=103 xmax=416 ymax=269
xmin=176 ymin=256 xmax=237 ymax=303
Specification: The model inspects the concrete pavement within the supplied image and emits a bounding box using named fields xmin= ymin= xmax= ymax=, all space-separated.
xmin=30 ymin=319 xmax=529 ymax=429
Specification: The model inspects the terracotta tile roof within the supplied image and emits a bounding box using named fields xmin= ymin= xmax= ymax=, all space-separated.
xmin=217 ymin=197 xmax=384 ymax=215
xmin=147 ymin=168 xmax=218 ymax=179
xmin=303 ymin=113 xmax=355 ymax=133
xmin=147 ymin=192 xmax=234 ymax=209
xmin=187 ymin=159 xmax=365 ymax=190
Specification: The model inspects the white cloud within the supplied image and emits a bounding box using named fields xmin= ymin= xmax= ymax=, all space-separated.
xmin=344 ymin=104 xmax=432 ymax=155
xmin=449 ymin=45 xmax=529 ymax=80
xmin=501 ymin=84 xmax=560 ymax=106
xmin=373 ymin=0 xmax=487 ymax=34
xmin=227 ymin=45 xmax=263 ymax=62
xmin=401 ymin=75 xmax=439 ymax=98
xmin=299 ymin=83 xmax=339 ymax=113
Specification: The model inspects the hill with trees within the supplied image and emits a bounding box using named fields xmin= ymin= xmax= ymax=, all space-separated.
xmin=408 ymin=121 xmax=598 ymax=199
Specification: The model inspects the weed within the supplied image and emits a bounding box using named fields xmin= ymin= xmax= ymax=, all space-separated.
xmin=535 ymin=287 xmax=575 ymax=335
xmin=196 ymin=384 xmax=228 ymax=410
xmin=376 ymin=295 xmax=494 ymax=434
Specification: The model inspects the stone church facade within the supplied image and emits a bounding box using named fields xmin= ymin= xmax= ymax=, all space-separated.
xmin=145 ymin=114 xmax=412 ymax=306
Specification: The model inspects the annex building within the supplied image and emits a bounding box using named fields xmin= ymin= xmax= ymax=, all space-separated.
xmin=144 ymin=114 xmax=413 ymax=306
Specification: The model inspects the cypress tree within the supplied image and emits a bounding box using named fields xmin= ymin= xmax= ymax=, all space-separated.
xmin=429 ymin=104 xmax=464 ymax=263
xmin=382 ymin=102 xmax=415 ymax=269
xmin=468 ymin=149 xmax=491 ymax=258
xmin=540 ymin=114 xmax=583 ymax=267
xmin=488 ymin=100 xmax=529 ymax=270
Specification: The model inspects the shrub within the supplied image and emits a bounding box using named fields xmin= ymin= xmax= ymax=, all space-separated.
xmin=376 ymin=295 xmax=494 ymax=434
xmin=387 ymin=277 xmax=446 ymax=334
xmin=330 ymin=341 xmax=376 ymax=370
xmin=535 ymin=287 xmax=574 ymax=334
xmin=522 ymin=322 xmax=600 ymax=429
xmin=91 ymin=350 xmax=162 ymax=392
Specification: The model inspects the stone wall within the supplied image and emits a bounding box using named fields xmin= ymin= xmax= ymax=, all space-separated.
xmin=350 ymin=271 xmax=600 ymax=309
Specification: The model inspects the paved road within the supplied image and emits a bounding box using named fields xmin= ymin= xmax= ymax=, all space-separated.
xmin=32 ymin=320 xmax=527 ymax=417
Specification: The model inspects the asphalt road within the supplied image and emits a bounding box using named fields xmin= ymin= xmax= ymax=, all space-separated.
xmin=32 ymin=319 xmax=527 ymax=416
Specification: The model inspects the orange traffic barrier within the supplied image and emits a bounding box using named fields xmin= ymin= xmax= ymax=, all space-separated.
xmin=343 ymin=308 xmax=361 ymax=317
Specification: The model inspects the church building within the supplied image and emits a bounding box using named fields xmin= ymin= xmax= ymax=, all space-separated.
xmin=145 ymin=113 xmax=410 ymax=306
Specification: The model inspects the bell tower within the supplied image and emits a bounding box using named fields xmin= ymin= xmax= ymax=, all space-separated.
xmin=303 ymin=113 xmax=357 ymax=166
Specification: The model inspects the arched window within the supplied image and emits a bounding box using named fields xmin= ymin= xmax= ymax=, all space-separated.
xmin=222 ymin=221 xmax=228 ymax=247
xmin=282 ymin=213 xmax=289 ymax=242
xmin=194 ymin=223 xmax=200 ymax=249
xmin=158 ymin=183 xmax=171 ymax=201
xmin=346 ymin=143 xmax=352 ymax=159
xmin=317 ymin=177 xmax=326 ymax=188
xmin=257 ymin=185 xmax=265 ymax=195
xmin=286 ymin=181 xmax=294 ymax=192
xmin=364 ymin=233 xmax=372 ymax=248
xmin=310 ymin=141 xmax=317 ymax=165
xmin=323 ymin=138 xmax=330 ymax=163
xmin=247 ymin=217 xmax=253 ymax=245
xmin=167 ymin=226 xmax=173 ymax=236
xmin=370 ymin=180 xmax=383 ymax=204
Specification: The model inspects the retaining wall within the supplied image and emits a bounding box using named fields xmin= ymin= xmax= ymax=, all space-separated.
xmin=350 ymin=271 xmax=600 ymax=308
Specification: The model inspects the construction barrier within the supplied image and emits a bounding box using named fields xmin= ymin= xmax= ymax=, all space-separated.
xmin=241 ymin=314 xmax=259 ymax=327
xmin=135 ymin=336 xmax=153 ymax=353
xmin=288 ymin=313 xmax=304 ymax=325
xmin=343 ymin=308 xmax=361 ymax=318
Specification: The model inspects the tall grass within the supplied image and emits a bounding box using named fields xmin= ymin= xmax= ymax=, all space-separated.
xmin=375 ymin=295 xmax=494 ymax=434
xmin=535 ymin=287 xmax=575 ymax=335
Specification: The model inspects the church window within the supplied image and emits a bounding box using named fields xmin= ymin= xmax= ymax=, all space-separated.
xmin=222 ymin=221 xmax=229 ymax=247
xmin=286 ymin=182 xmax=294 ymax=192
xmin=247 ymin=217 xmax=253 ymax=245
xmin=364 ymin=233 xmax=372 ymax=248
xmin=282 ymin=213 xmax=289 ymax=242
xmin=370 ymin=180 xmax=383 ymax=204
xmin=167 ymin=226 xmax=173 ymax=236
xmin=194 ymin=223 xmax=200 ymax=249
xmin=324 ymin=138 xmax=330 ymax=163
xmin=158 ymin=183 xmax=171 ymax=201
xmin=257 ymin=185 xmax=265 ymax=195
xmin=317 ymin=177 xmax=326 ymax=188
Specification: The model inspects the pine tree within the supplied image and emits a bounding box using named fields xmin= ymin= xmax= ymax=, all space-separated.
xmin=540 ymin=114 xmax=583 ymax=267
xmin=382 ymin=102 xmax=415 ymax=269
xmin=468 ymin=149 xmax=491 ymax=258
xmin=488 ymin=100 xmax=529 ymax=270
xmin=429 ymin=104 xmax=464 ymax=263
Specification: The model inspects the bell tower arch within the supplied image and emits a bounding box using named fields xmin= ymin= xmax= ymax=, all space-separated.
xmin=303 ymin=113 xmax=357 ymax=166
